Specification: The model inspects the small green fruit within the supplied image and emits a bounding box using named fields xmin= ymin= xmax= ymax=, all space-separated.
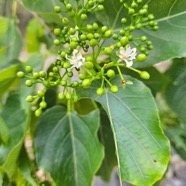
xmin=120 ymin=36 xmax=129 ymax=46
xmin=25 ymin=66 xmax=33 ymax=73
xmin=140 ymin=71 xmax=150 ymax=79
xmin=26 ymin=95 xmax=34 ymax=102
xmin=35 ymin=109 xmax=42 ymax=117
xmin=25 ymin=80 xmax=33 ymax=87
xmin=54 ymin=6 xmax=61 ymax=13
xmin=96 ymin=87 xmax=104 ymax=96
xmin=137 ymin=54 xmax=147 ymax=62
xmin=110 ymin=85 xmax=118 ymax=93
xmin=106 ymin=69 xmax=115 ymax=78
xmin=89 ymin=39 xmax=97 ymax=47
xmin=85 ymin=62 xmax=94 ymax=69
xmin=82 ymin=79 xmax=91 ymax=88
xmin=17 ymin=71 xmax=25 ymax=78
xmin=40 ymin=101 xmax=47 ymax=108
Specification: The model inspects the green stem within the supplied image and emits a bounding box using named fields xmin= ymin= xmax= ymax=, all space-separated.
xmin=116 ymin=65 xmax=125 ymax=81
xmin=127 ymin=66 xmax=141 ymax=74
xmin=111 ymin=5 xmax=123 ymax=29
xmin=12 ymin=0 xmax=17 ymax=17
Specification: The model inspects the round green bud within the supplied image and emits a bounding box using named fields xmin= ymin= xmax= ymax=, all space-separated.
xmin=40 ymin=101 xmax=47 ymax=108
xmin=135 ymin=23 xmax=142 ymax=29
xmin=139 ymin=9 xmax=147 ymax=15
xmin=104 ymin=30 xmax=113 ymax=38
xmin=71 ymin=81 xmax=79 ymax=87
xmin=35 ymin=108 xmax=42 ymax=117
xmin=94 ymin=33 xmax=100 ymax=39
xmin=104 ymin=47 xmax=113 ymax=55
xmin=69 ymin=28 xmax=76 ymax=35
xmin=137 ymin=54 xmax=147 ymax=62
xmin=54 ymin=6 xmax=61 ymax=13
xmin=61 ymin=17 xmax=69 ymax=25
xmin=101 ymin=26 xmax=108 ymax=33
xmin=140 ymin=36 xmax=147 ymax=42
xmin=90 ymin=39 xmax=97 ymax=47
xmin=66 ymin=92 xmax=72 ymax=100
xmin=140 ymin=71 xmax=150 ymax=79
xmin=92 ymin=22 xmax=99 ymax=30
xmin=60 ymin=51 xmax=67 ymax=58
xmin=78 ymin=73 xmax=86 ymax=80
xmin=119 ymin=30 xmax=125 ymax=36
xmin=113 ymin=34 xmax=118 ymax=40
xmin=63 ymin=61 xmax=71 ymax=69
xmin=52 ymin=66 xmax=59 ymax=73
xmin=26 ymin=95 xmax=34 ymax=102
xmin=87 ymin=24 xmax=93 ymax=31
xmin=25 ymin=66 xmax=33 ymax=73
xmin=49 ymin=72 xmax=54 ymax=77
xmin=82 ymin=79 xmax=92 ymax=88
xmin=88 ymin=1 xmax=94 ymax=8
xmin=148 ymin=14 xmax=155 ymax=20
xmin=87 ymin=33 xmax=94 ymax=40
xmin=25 ymin=80 xmax=33 ymax=87
xmin=67 ymin=71 xmax=73 ymax=77
xmin=80 ymin=34 xmax=87 ymax=41
xmin=96 ymin=87 xmax=104 ymax=96
xmin=33 ymin=72 xmax=39 ymax=79
xmin=98 ymin=5 xmax=104 ymax=11
xmin=110 ymin=85 xmax=119 ymax=93
xmin=128 ymin=8 xmax=135 ymax=15
xmin=60 ymin=80 xmax=67 ymax=86
xmin=81 ymin=13 xmax=87 ymax=20
xmin=121 ymin=18 xmax=127 ymax=24
xmin=58 ymin=93 xmax=65 ymax=100
xmin=54 ymin=28 xmax=61 ymax=36
xmin=66 ymin=3 xmax=72 ymax=11
xmin=37 ymin=89 xmax=46 ymax=97
xmin=120 ymin=36 xmax=128 ymax=46
xmin=129 ymin=26 xmax=135 ymax=31
xmin=39 ymin=71 xmax=46 ymax=78
xmin=85 ymin=62 xmax=94 ymax=69
xmin=54 ymin=39 xmax=60 ymax=45
xmin=17 ymin=71 xmax=25 ymax=78
xmin=70 ymin=41 xmax=77 ymax=49
xmin=137 ymin=0 xmax=142 ymax=3
xmin=106 ymin=69 xmax=115 ymax=78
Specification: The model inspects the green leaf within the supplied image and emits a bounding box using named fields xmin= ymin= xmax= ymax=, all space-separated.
xmin=0 ymin=117 xmax=9 ymax=144
xmin=18 ymin=147 xmax=38 ymax=186
xmin=0 ymin=17 xmax=22 ymax=66
xmin=166 ymin=125 xmax=186 ymax=160
xmin=97 ymin=0 xmax=186 ymax=66
xmin=26 ymin=18 xmax=45 ymax=52
xmin=165 ymin=58 xmax=186 ymax=124
xmin=22 ymin=0 xmax=62 ymax=24
xmin=35 ymin=106 xmax=104 ymax=186
xmin=0 ymin=64 xmax=20 ymax=98
xmin=0 ymin=93 xmax=27 ymax=177
xmin=96 ymin=109 xmax=117 ymax=181
xmin=78 ymin=75 xmax=170 ymax=186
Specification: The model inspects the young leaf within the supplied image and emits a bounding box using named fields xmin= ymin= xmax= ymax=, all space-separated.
xmin=78 ymin=75 xmax=170 ymax=186
xmin=35 ymin=106 xmax=104 ymax=186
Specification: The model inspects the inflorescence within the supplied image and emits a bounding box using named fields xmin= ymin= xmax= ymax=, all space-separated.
xmin=17 ymin=0 xmax=158 ymax=116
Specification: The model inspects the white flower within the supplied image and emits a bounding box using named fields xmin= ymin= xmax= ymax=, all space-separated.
xmin=118 ymin=46 xmax=137 ymax=67
xmin=66 ymin=49 xmax=85 ymax=69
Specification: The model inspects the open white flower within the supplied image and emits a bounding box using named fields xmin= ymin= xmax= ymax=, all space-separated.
xmin=66 ymin=49 xmax=85 ymax=69
xmin=118 ymin=46 xmax=137 ymax=67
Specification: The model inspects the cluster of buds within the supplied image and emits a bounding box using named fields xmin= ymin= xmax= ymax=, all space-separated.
xmin=17 ymin=0 xmax=157 ymax=116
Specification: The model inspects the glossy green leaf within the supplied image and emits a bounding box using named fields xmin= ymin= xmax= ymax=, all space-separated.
xmin=35 ymin=106 xmax=104 ymax=186
xmin=0 ymin=93 xmax=27 ymax=177
xmin=97 ymin=0 xmax=186 ymax=66
xmin=96 ymin=109 xmax=117 ymax=181
xmin=0 ymin=17 xmax=22 ymax=66
xmin=78 ymin=75 xmax=170 ymax=186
